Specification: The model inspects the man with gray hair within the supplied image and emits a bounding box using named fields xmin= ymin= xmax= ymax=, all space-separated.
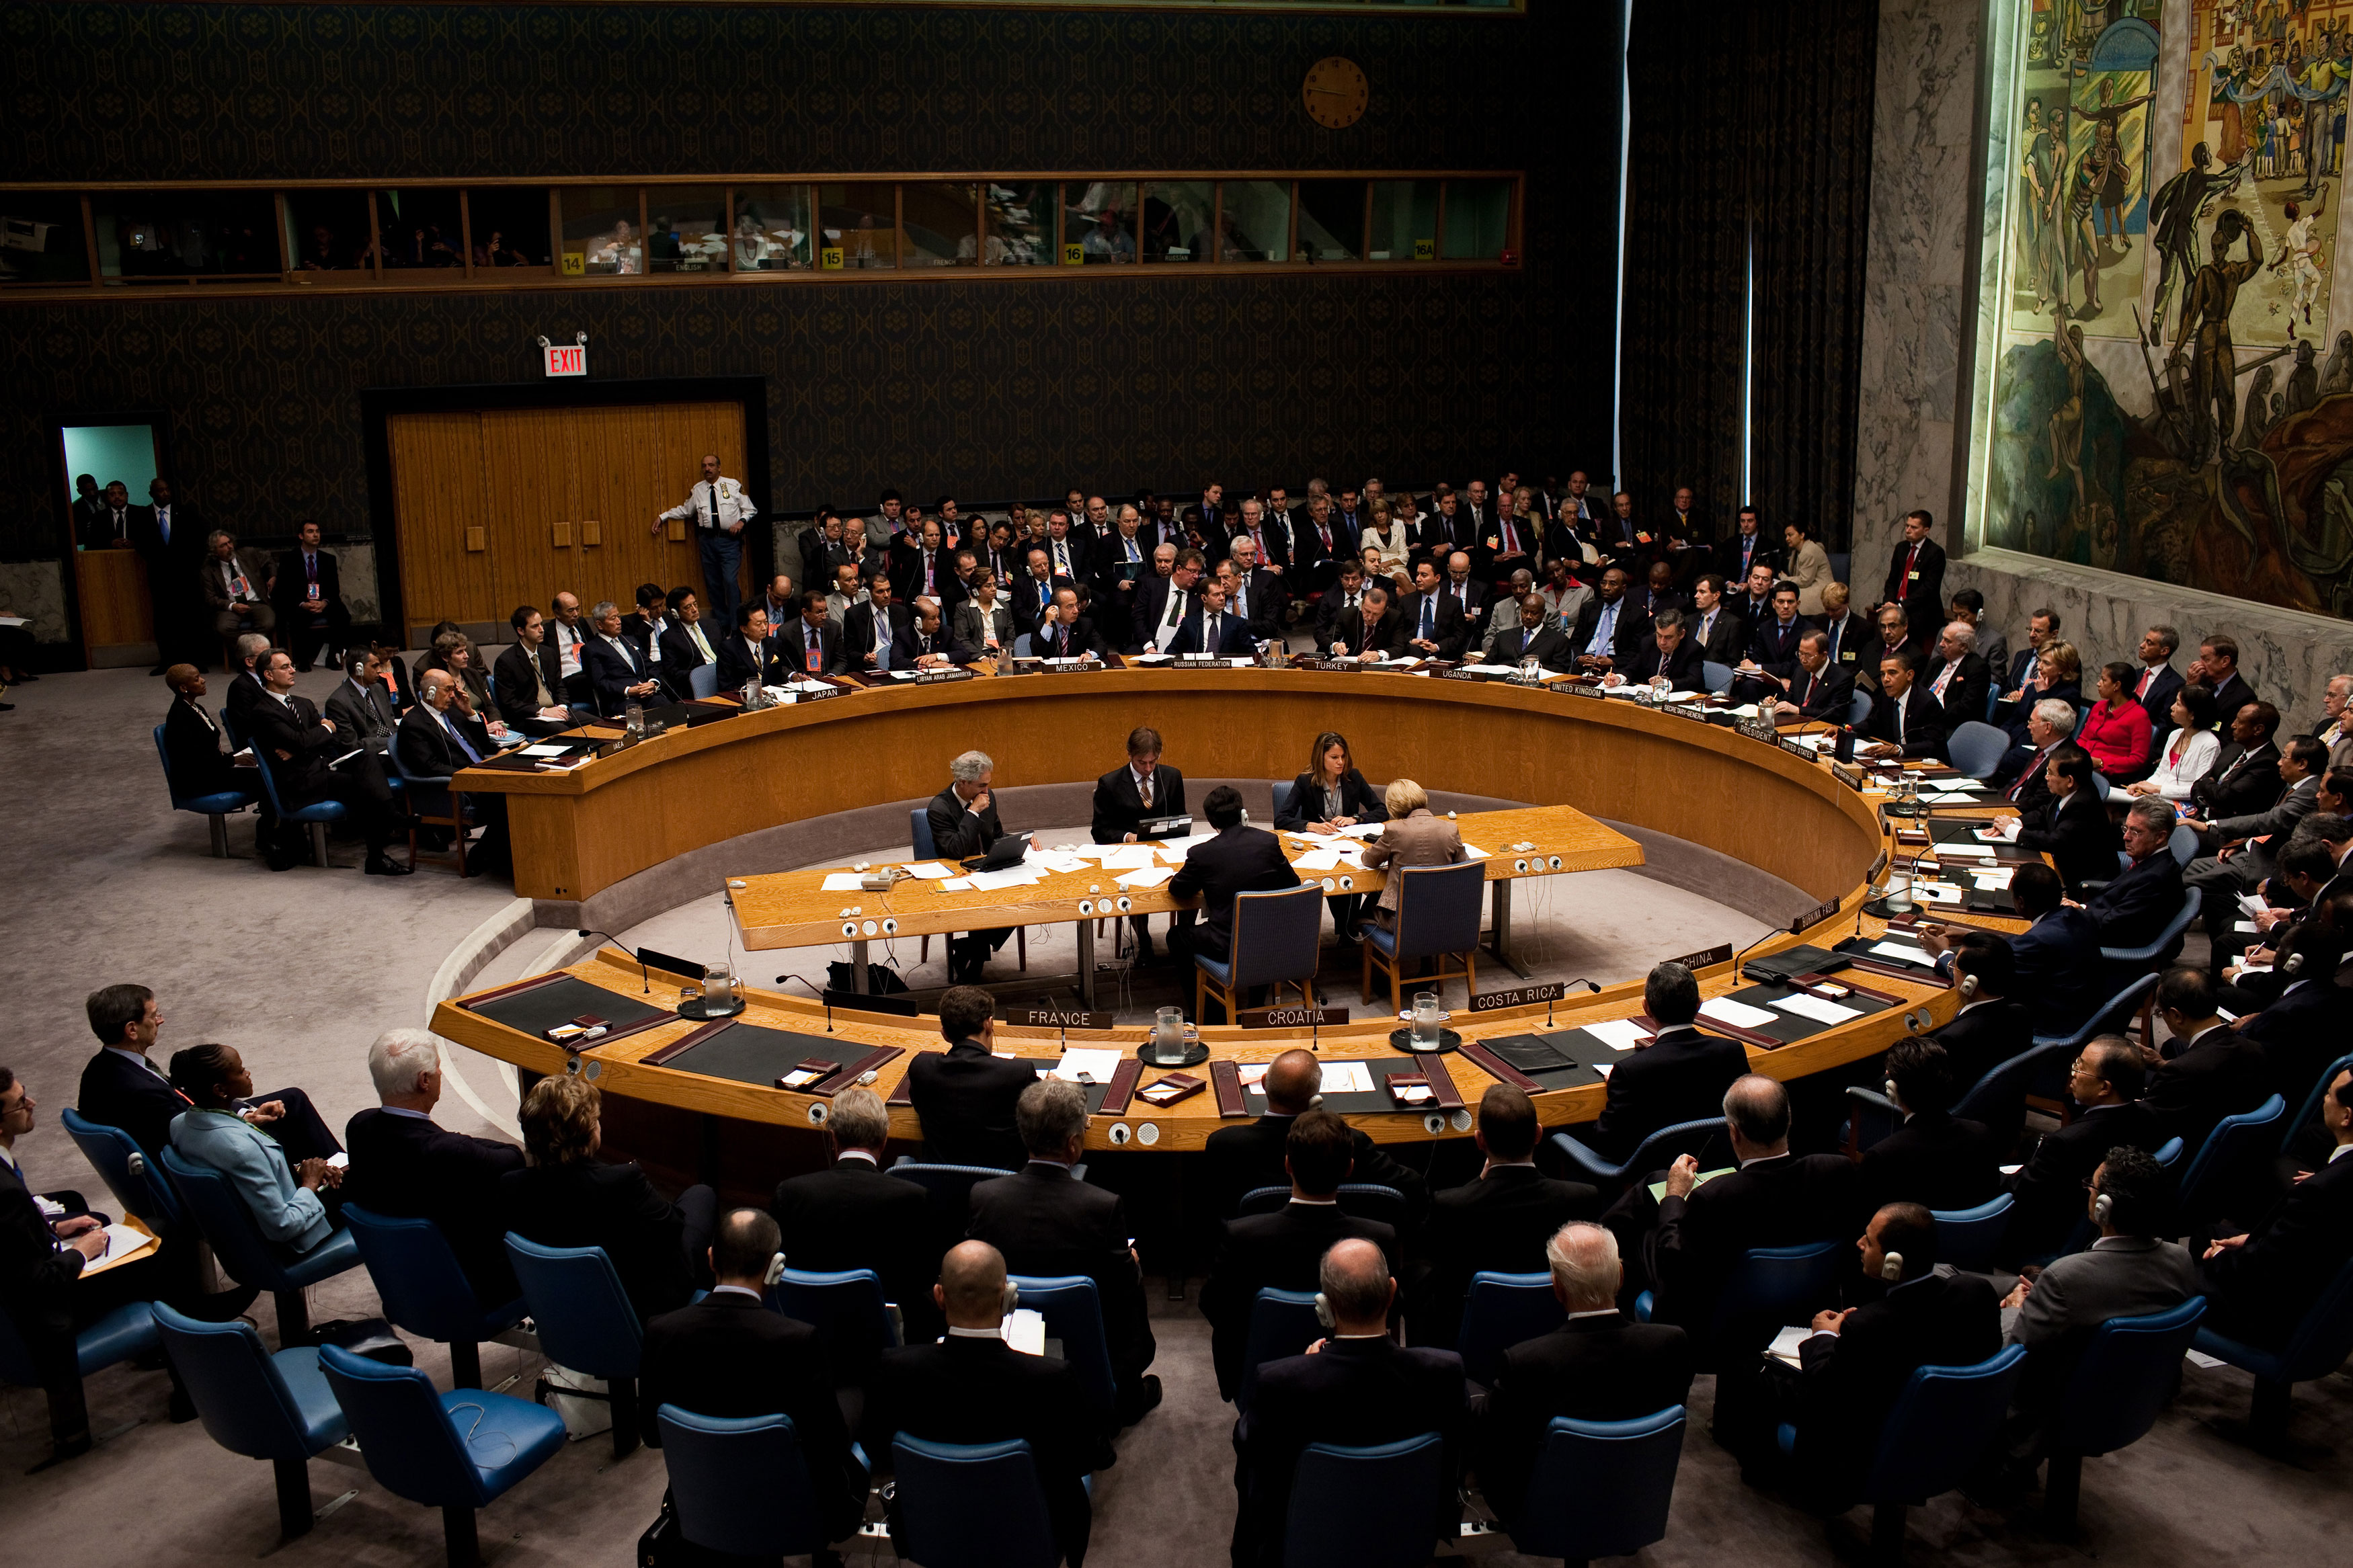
xmin=1996 ymin=696 xmax=2079 ymax=806
xmin=967 ymin=1078 xmax=1161 ymax=1425
xmin=580 ymin=597 xmax=662 ymax=716
xmin=772 ymin=1086 xmax=939 ymax=1342
xmin=1235 ymin=1237 xmax=1466 ymax=1567
xmin=1923 ymin=618 xmax=1991 ymax=726
xmin=223 ymin=629 xmax=276 ymax=727
xmin=2081 ymin=796 xmax=2189 ymax=950
xmin=1473 ymin=1222 xmax=1694 ymax=1523
xmin=925 ymin=749 xmax=1028 ymax=983
xmin=2317 ymin=671 xmax=2352 ymax=773
xmin=1478 ymin=567 xmax=1539 ymax=658
xmin=341 ymin=1027 xmax=522 ymax=1305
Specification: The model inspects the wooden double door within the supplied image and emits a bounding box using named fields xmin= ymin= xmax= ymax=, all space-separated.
xmin=387 ymin=401 xmax=750 ymax=643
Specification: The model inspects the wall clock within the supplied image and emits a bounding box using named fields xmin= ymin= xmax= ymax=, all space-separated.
xmin=1303 ymin=58 xmax=1368 ymax=130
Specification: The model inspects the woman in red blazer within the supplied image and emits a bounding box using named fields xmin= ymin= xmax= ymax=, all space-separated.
xmin=2079 ymin=661 xmax=2155 ymax=781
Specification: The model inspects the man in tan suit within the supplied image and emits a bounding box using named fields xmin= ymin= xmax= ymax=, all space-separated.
xmin=1359 ymin=778 xmax=1466 ymax=931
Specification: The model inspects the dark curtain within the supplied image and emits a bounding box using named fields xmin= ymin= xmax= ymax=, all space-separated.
xmin=1620 ymin=0 xmax=1880 ymax=550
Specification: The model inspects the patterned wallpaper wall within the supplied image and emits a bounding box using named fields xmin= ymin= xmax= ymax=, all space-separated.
xmin=1 ymin=2 xmax=1618 ymax=601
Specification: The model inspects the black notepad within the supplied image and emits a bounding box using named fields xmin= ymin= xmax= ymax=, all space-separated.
xmin=464 ymin=977 xmax=671 ymax=1040
xmin=652 ymin=1022 xmax=852 ymax=1087
xmin=1482 ymin=1031 xmax=1613 ymax=1089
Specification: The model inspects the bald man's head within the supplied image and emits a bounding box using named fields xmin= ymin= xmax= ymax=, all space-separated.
xmin=1723 ymin=1073 xmax=1791 ymax=1155
xmin=1264 ymin=1048 xmax=1322 ymax=1114
xmin=1318 ymin=1237 xmax=1394 ymax=1333
xmin=936 ymin=1239 xmax=1010 ymax=1328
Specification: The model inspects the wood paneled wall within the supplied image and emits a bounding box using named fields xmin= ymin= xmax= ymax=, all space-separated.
xmin=388 ymin=402 xmax=748 ymax=637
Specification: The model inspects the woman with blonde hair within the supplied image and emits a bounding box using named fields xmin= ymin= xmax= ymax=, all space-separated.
xmin=1359 ymin=778 xmax=1466 ymax=932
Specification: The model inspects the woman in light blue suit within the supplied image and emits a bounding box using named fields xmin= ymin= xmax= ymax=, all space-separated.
xmin=169 ymin=1042 xmax=343 ymax=1253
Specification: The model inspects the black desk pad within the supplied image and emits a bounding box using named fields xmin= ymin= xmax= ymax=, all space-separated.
xmin=1241 ymin=1059 xmax=1436 ymax=1114
xmin=1919 ymin=818 xmax=2040 ymax=865
xmin=652 ymin=1022 xmax=854 ymax=1086
xmin=464 ymin=977 xmax=672 ymax=1040
xmin=1479 ymin=1031 xmax=1612 ymax=1090
xmin=1714 ymin=981 xmax=1895 ymax=1048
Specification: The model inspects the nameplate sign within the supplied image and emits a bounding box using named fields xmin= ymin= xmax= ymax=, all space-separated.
xmin=1435 ymin=667 xmax=1485 ymax=683
xmin=1664 ymin=702 xmax=1712 ymax=723
xmin=1290 ymin=657 xmax=1355 ymax=672
xmin=1665 ymin=944 xmax=1734 ymax=971
xmin=1469 ymin=981 xmax=1567 ymax=1014
xmin=1776 ymin=735 xmax=1819 ymax=761
xmin=1734 ymin=713 xmax=1781 ymax=744
xmin=793 ymin=684 xmax=847 ymax=704
xmin=1236 ymin=1005 xmax=1349 ymax=1030
xmin=1012 ymin=1007 xmax=1115 ymax=1030
xmin=1829 ymin=760 xmax=1867 ymax=792
xmin=1797 ymin=897 xmax=1843 ymax=931
xmin=1558 ymin=681 xmax=1605 ymax=700
xmin=912 ymin=668 xmax=972 ymax=686
xmin=1867 ymin=849 xmax=1890 ymax=882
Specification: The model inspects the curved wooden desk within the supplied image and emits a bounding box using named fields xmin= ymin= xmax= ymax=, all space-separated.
xmin=434 ymin=676 xmax=2034 ymax=1194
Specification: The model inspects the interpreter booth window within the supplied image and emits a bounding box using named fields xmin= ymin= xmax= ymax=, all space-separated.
xmin=1218 ymin=180 xmax=1293 ymax=263
xmin=732 ymin=185 xmax=811 ymax=270
xmin=1062 ymin=182 xmax=1138 ymax=264
xmin=0 ymin=192 xmax=88 ymax=286
xmin=1442 ymin=179 xmax=1514 ymax=260
xmin=92 ymin=190 xmax=276 ymax=282
xmin=562 ymin=187 xmax=644 ymax=276
xmin=983 ymin=181 xmax=1056 ymax=265
xmin=1297 ymin=179 xmax=1368 ymax=262
xmin=902 ymin=182 xmax=981 ymax=267
xmin=1141 ymin=181 xmax=1215 ymax=263
xmin=373 ymin=188 xmax=468 ymax=278
xmin=645 ymin=186 xmax=729 ymax=273
xmin=819 ymin=183 xmax=898 ymax=269
xmin=281 ymin=190 xmax=378 ymax=280
xmin=466 ymin=187 xmax=552 ymax=270
xmin=1369 ymin=180 xmax=1439 ymax=261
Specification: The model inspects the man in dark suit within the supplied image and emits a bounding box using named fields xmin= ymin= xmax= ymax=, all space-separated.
xmin=2191 ymin=634 xmax=2258 ymax=722
xmin=1741 ymin=581 xmax=1814 ymax=677
xmin=2235 ymin=893 xmax=2352 ymax=1105
xmin=2183 ymin=738 xmax=2323 ymax=940
xmin=2143 ymin=967 xmax=2269 ymax=1155
xmin=772 ymin=1088 xmax=941 ymax=1344
xmin=493 ymin=608 xmax=577 ymax=735
xmin=1923 ymin=938 xmax=2034 ymax=1100
xmin=637 ymin=1209 xmax=867 ymax=1538
xmin=714 ymin=602 xmax=780 ymax=690
xmin=1606 ymin=609 xmax=1707 ymax=691
xmin=1168 ymin=579 xmax=1259 ymax=657
xmin=1570 ymin=962 xmax=1748 ymax=1165
xmin=1765 ymin=630 xmax=1856 ymax=724
xmin=1715 ymin=506 xmax=1781 ymax=583
xmin=2186 ymin=701 xmax=2286 ymax=826
xmin=1643 ymin=1076 xmax=1857 ymax=1348
xmin=1812 ymin=583 xmax=1870 ymax=684
xmin=132 ymin=479 xmax=207 ymax=671
xmin=76 ymin=983 xmax=337 ymax=1169
xmin=1880 ymin=509 xmax=1946 ymax=628
xmin=2199 ymin=1065 xmax=2353 ymax=1350
xmin=1291 ymin=495 xmax=1354 ymax=596
xmin=966 ymin=1079 xmax=1161 ymax=1425
xmin=341 ymin=1028 xmax=524 ymax=1304
xmin=1568 ymin=567 xmax=1652 ymax=672
xmin=1166 ymin=786 xmax=1302 ymax=969
xmin=397 ymin=669 xmax=510 ymax=876
xmin=1312 ymin=563 xmax=1371 ymax=650
xmin=1039 ymin=511 xmax=1092 ymax=589
xmin=1412 ymin=1088 xmax=1598 ymax=1348
xmin=1858 ymin=1040 xmax=2002 ymax=1216
xmin=2128 ymin=626 xmax=2186 ymax=753
xmin=1202 ymin=1110 xmax=1400 ymax=1397
xmin=245 ymin=648 xmax=409 ymax=875
xmin=890 ymin=518 xmax=963 ymax=610
xmin=1858 ymin=651 xmax=1948 ymax=759
xmin=928 ymin=751 xmax=1023 ymax=983
xmin=1201 ymin=1049 xmax=1431 ymax=1226
xmin=1472 ymin=1221 xmax=1691 ymax=1524
xmin=655 ymin=586 xmax=722 ymax=694
xmin=580 ymin=599 xmax=662 ymax=718
xmin=1922 ymin=620 xmax=1993 ymax=731
xmin=1921 ymin=865 xmax=2104 ymax=1040
xmin=2085 ymin=799 xmax=2189 ymax=951
xmin=768 ymin=591 xmax=844 ymax=682
xmin=162 ymin=667 xmax=253 ymax=796
xmin=1330 ymin=582 xmax=1406 ymax=660
xmin=904 ymin=988 xmax=1036 ymax=1171
xmin=1396 ymin=561 xmax=1471 ymax=662
xmin=1033 ymin=588 xmax=1107 ymax=661
xmin=221 ymin=632 xmax=273 ymax=732
xmin=1233 ymin=1238 xmax=1466 ymax=1568
xmin=1687 ymin=574 xmax=1747 ymax=668
xmin=840 ymin=572 xmax=917 ymax=675
xmin=1134 ymin=550 xmax=1207 ymax=654
xmin=2012 ymin=747 xmax=2120 ymax=896
xmin=1092 ymin=727 xmax=1189 ymax=957
xmin=1781 ymin=1203 xmax=1999 ymax=1496
xmin=1488 ymin=592 xmax=1575 ymax=672
xmin=1 ymin=1066 xmax=183 ymax=1462
xmin=2001 ymin=1036 xmax=2166 ymax=1260
xmin=1090 ymin=506 xmax=1155 ymax=623
xmin=321 ymin=651 xmax=397 ymax=755
xmin=1011 ymin=545 xmax=1068 ymax=641
xmin=863 ymin=1241 xmax=1113 ymax=1568
xmin=271 ymin=520 xmax=350 ymax=672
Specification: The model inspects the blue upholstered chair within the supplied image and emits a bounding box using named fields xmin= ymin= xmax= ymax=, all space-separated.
xmin=1006 ymin=1274 xmax=1117 ymax=1414
xmin=1945 ymin=721 xmax=2011 ymax=780
xmin=2038 ymin=1296 xmax=2208 ymax=1528
xmin=244 ymin=740 xmax=346 ymax=868
xmin=1930 ymin=1194 xmax=2015 ymax=1272
xmin=318 ymin=1342 xmax=567 ymax=1568
xmin=1281 ymin=1432 xmax=1449 ymax=1568
xmin=908 ymin=807 xmax=1025 ymax=973
xmin=1360 ymin=859 xmax=1486 ymax=1014
xmin=1237 ymin=1288 xmax=1324 ymax=1414
xmin=1457 ymin=1271 xmax=1567 ymax=1389
xmin=772 ymin=1265 xmax=900 ymax=1380
xmin=0 ymin=1292 xmax=160 ymax=1456
xmin=1197 ymin=881 xmax=1326 ymax=1023
xmin=890 ymin=1434 xmax=1063 ymax=1568
xmin=154 ymin=722 xmax=259 ymax=858
xmin=657 ymin=1406 xmax=861 ymax=1558
xmin=342 ymin=1205 xmax=526 ymax=1389
xmin=688 ymin=663 xmax=721 ymax=699
xmin=1503 ymin=1407 xmax=1685 ymax=1563
xmin=503 ymin=1233 xmax=647 ymax=1459
xmin=2175 ymin=1095 xmax=2284 ymax=1225
xmin=1550 ymin=1116 xmax=1728 ymax=1200
xmin=2194 ymin=1256 xmax=2353 ymax=1446
xmin=1235 ymin=1183 xmax=1406 ymax=1231
xmin=158 ymin=1146 xmax=360 ymax=1345
xmin=151 ymin=1302 xmax=356 ymax=1539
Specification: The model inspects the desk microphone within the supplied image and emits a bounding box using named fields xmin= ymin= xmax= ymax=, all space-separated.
xmin=1550 ymin=978 xmax=1603 ymax=1028
xmin=774 ymin=973 xmax=833 ymax=1031
xmin=575 ymin=929 xmax=651 ymax=993
xmin=1731 ymin=915 xmax=1807 ymax=977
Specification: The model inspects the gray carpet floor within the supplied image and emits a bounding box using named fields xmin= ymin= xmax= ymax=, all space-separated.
xmin=2 ymin=667 xmax=2346 ymax=1567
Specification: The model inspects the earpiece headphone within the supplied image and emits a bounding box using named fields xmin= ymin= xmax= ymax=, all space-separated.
xmin=1002 ymin=1280 xmax=1021 ymax=1317
xmin=1879 ymin=1251 xmax=1905 ymax=1283
xmin=1313 ymin=1292 xmax=1335 ymax=1329
xmin=2091 ymin=1191 xmax=2114 ymax=1227
xmin=1309 ymin=1093 xmax=1326 ymax=1110
xmin=1958 ymin=973 xmax=1979 ymax=1001
xmin=2282 ymin=950 xmax=2306 ymax=976
xmin=1883 ymin=1079 xmax=1907 ymax=1114
xmin=763 ymin=1252 xmax=787 ymax=1287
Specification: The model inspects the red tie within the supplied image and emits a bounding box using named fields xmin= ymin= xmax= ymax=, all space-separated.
xmin=2135 ymin=667 xmax=2153 ymax=698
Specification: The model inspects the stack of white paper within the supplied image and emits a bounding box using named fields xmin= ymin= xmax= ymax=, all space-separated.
xmin=1767 ymin=1325 xmax=1814 ymax=1368
xmin=938 ymin=878 xmax=974 ymax=892
xmin=967 ymin=866 xmax=1045 ymax=893
xmin=1934 ymin=843 xmax=1998 ymax=860
xmin=1868 ymin=940 xmax=1935 ymax=965
xmin=1771 ymin=993 xmax=1862 ymax=1025
xmin=1460 ymin=844 xmax=1494 ymax=860
xmin=821 ymin=872 xmax=867 ymax=891
xmin=1033 ymin=852 xmax=1091 ymax=874
xmin=1698 ymin=997 xmax=1779 ymax=1030
xmin=1097 ymin=845 xmax=1158 ymax=871
xmin=1293 ymin=847 xmax=1350 ymax=872
xmin=1117 ymin=866 xmax=1176 ymax=891
xmin=1970 ymin=867 xmax=2015 ymax=889
xmin=1052 ymin=1048 xmax=1125 ymax=1083
xmin=902 ymin=862 xmax=957 ymax=880
xmin=1584 ymin=1019 xmax=1654 ymax=1051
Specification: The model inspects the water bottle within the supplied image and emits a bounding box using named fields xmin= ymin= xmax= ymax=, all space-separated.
xmin=624 ymin=699 xmax=645 ymax=740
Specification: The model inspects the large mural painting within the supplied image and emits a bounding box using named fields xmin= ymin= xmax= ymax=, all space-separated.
xmin=1974 ymin=0 xmax=2353 ymax=619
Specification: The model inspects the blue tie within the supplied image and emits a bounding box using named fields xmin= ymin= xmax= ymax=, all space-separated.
xmin=440 ymin=712 xmax=483 ymax=764
xmin=1420 ymin=600 xmax=1434 ymax=641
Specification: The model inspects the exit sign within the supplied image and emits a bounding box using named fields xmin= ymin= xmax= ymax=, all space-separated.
xmin=543 ymin=343 xmax=587 ymax=377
